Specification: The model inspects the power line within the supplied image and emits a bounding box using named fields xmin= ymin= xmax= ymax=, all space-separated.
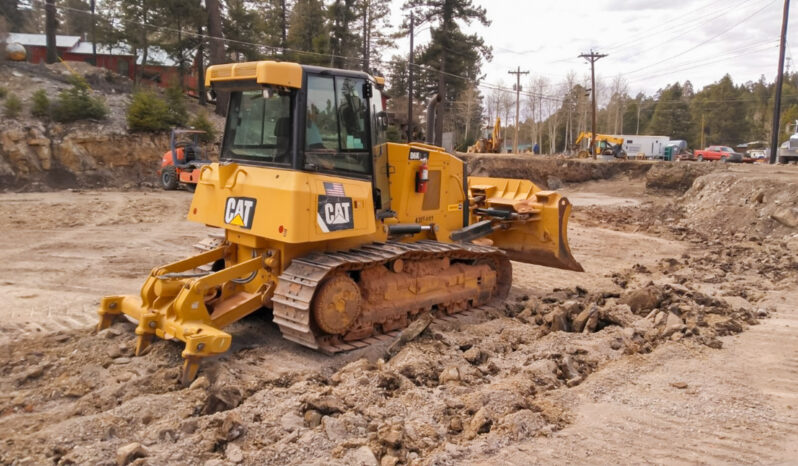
xmin=606 ymin=0 xmax=754 ymax=56
xmin=622 ymin=0 xmax=777 ymax=77
xmin=626 ymin=39 xmax=779 ymax=85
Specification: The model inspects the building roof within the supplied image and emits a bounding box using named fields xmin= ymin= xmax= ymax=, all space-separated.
xmin=69 ymin=41 xmax=134 ymax=57
xmin=137 ymin=47 xmax=177 ymax=66
xmin=6 ymin=32 xmax=176 ymax=64
xmin=7 ymin=33 xmax=81 ymax=48
xmin=7 ymin=32 xmax=181 ymax=66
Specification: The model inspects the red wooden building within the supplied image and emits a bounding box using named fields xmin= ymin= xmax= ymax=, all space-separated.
xmin=8 ymin=33 xmax=137 ymax=80
xmin=6 ymin=33 xmax=198 ymax=94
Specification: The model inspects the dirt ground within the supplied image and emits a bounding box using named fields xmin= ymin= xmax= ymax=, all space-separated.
xmin=1 ymin=162 xmax=797 ymax=465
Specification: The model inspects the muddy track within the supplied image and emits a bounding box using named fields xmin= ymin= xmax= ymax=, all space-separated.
xmin=273 ymin=240 xmax=509 ymax=352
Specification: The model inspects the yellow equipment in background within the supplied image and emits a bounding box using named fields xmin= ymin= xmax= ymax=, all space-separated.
xmin=574 ymin=132 xmax=625 ymax=158
xmin=97 ymin=61 xmax=582 ymax=384
xmin=467 ymin=117 xmax=503 ymax=153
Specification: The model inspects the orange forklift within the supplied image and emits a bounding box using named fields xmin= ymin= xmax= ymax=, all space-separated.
xmin=158 ymin=129 xmax=211 ymax=191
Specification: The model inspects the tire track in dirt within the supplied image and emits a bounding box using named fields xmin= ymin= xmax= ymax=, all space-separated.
xmin=0 ymin=191 xmax=207 ymax=341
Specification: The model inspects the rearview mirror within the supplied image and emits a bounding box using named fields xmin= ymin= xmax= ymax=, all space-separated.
xmin=376 ymin=111 xmax=388 ymax=130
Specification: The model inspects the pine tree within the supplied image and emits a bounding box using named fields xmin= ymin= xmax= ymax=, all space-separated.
xmin=224 ymin=0 xmax=265 ymax=61
xmin=286 ymin=0 xmax=328 ymax=65
xmin=328 ymin=0 xmax=360 ymax=69
xmin=360 ymin=0 xmax=391 ymax=73
xmin=647 ymin=83 xmax=692 ymax=140
xmin=404 ymin=0 xmax=491 ymax=144
xmin=61 ymin=0 xmax=94 ymax=36
xmin=690 ymin=75 xmax=748 ymax=146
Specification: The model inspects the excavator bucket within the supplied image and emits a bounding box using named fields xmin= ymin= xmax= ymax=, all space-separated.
xmin=464 ymin=176 xmax=584 ymax=272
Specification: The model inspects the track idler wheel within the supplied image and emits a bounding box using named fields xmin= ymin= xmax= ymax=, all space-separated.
xmin=312 ymin=274 xmax=362 ymax=335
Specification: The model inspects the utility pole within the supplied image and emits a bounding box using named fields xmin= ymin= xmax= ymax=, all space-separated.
xmin=770 ymin=0 xmax=790 ymax=164
xmin=508 ymin=67 xmax=529 ymax=153
xmin=197 ymin=26 xmax=206 ymax=106
xmin=700 ymin=114 xmax=705 ymax=148
xmin=579 ymin=50 xmax=607 ymax=158
xmin=280 ymin=0 xmax=287 ymax=56
xmin=90 ymin=0 xmax=97 ymax=66
xmin=407 ymin=12 xmax=414 ymax=142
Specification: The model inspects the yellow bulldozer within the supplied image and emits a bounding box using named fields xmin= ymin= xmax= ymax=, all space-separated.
xmin=97 ymin=61 xmax=582 ymax=384
xmin=466 ymin=117 xmax=503 ymax=153
xmin=574 ymin=132 xmax=625 ymax=158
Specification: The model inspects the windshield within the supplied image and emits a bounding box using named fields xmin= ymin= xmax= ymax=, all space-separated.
xmin=304 ymin=75 xmax=371 ymax=175
xmin=222 ymin=89 xmax=294 ymax=165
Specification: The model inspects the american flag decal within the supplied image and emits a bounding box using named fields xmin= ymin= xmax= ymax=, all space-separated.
xmin=324 ymin=182 xmax=346 ymax=197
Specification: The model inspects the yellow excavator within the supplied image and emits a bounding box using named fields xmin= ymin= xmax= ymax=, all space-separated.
xmin=466 ymin=117 xmax=503 ymax=153
xmin=97 ymin=61 xmax=582 ymax=384
xmin=574 ymin=132 xmax=625 ymax=158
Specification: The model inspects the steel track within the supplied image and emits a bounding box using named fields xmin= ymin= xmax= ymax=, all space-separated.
xmin=272 ymin=240 xmax=510 ymax=354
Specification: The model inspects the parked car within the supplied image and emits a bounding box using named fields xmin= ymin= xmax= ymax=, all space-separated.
xmin=693 ymin=145 xmax=744 ymax=163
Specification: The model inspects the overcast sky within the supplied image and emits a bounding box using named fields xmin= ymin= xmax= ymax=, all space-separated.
xmin=389 ymin=0 xmax=797 ymax=99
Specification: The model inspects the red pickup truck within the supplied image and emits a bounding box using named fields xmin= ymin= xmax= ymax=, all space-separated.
xmin=694 ymin=145 xmax=744 ymax=162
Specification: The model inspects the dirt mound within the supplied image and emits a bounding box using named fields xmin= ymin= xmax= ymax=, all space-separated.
xmin=645 ymin=162 xmax=723 ymax=193
xmin=462 ymin=154 xmax=654 ymax=189
xmin=681 ymin=169 xmax=798 ymax=240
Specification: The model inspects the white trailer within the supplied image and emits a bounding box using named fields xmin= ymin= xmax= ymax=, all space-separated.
xmin=619 ymin=135 xmax=670 ymax=159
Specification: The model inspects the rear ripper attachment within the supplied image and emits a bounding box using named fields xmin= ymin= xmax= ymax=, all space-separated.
xmin=97 ymin=243 xmax=275 ymax=385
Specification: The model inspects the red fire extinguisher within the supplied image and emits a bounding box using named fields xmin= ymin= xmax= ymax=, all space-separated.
xmin=415 ymin=158 xmax=429 ymax=193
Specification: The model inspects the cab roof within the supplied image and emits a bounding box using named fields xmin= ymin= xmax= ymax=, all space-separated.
xmin=205 ymin=60 xmax=383 ymax=89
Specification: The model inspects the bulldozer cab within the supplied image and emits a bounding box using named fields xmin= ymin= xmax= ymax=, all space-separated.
xmin=218 ymin=64 xmax=391 ymax=213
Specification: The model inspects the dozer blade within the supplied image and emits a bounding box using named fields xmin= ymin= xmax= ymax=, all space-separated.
xmin=465 ymin=176 xmax=584 ymax=272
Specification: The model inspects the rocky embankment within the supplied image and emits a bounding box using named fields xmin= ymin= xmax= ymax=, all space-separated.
xmin=0 ymin=122 xmax=172 ymax=190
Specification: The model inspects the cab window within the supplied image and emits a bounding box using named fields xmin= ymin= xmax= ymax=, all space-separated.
xmin=305 ymin=76 xmax=339 ymax=151
xmin=305 ymin=75 xmax=370 ymax=175
xmin=223 ymin=89 xmax=293 ymax=165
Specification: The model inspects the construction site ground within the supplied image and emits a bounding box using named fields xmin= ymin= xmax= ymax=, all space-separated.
xmin=1 ymin=160 xmax=797 ymax=465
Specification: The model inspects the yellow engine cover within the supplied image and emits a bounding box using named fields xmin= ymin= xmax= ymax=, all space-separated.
xmin=188 ymin=163 xmax=377 ymax=244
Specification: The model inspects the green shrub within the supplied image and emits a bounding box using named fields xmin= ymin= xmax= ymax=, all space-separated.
xmin=127 ymin=89 xmax=171 ymax=131
xmin=0 ymin=86 xmax=7 ymax=99
xmin=31 ymin=89 xmax=50 ymax=119
xmin=51 ymin=75 xmax=107 ymax=122
xmin=165 ymin=80 xmax=188 ymax=126
xmin=386 ymin=124 xmax=403 ymax=143
xmin=3 ymin=94 xmax=21 ymax=118
xmin=188 ymin=111 xmax=217 ymax=143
